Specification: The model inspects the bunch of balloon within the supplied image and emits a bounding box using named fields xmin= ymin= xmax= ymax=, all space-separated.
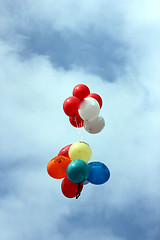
xmin=47 ymin=142 xmax=92 ymax=199
xmin=47 ymin=141 xmax=110 ymax=199
xmin=63 ymin=84 xmax=105 ymax=134
xmin=47 ymin=84 xmax=110 ymax=199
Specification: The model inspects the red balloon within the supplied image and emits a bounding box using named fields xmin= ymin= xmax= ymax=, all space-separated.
xmin=63 ymin=96 xmax=81 ymax=117
xmin=73 ymin=84 xmax=90 ymax=100
xmin=58 ymin=144 xmax=72 ymax=158
xmin=69 ymin=114 xmax=84 ymax=128
xmin=87 ymin=93 xmax=103 ymax=108
xmin=61 ymin=176 xmax=83 ymax=198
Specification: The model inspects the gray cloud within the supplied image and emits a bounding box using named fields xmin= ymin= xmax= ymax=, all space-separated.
xmin=19 ymin=28 xmax=130 ymax=82
xmin=58 ymin=197 xmax=160 ymax=240
xmin=0 ymin=1 xmax=132 ymax=81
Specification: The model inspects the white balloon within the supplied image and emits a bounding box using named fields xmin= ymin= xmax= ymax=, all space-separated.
xmin=78 ymin=97 xmax=100 ymax=121
xmin=84 ymin=116 xmax=105 ymax=134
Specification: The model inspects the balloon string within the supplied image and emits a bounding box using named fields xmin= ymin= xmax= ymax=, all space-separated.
xmin=74 ymin=116 xmax=84 ymax=142
xmin=76 ymin=183 xmax=81 ymax=199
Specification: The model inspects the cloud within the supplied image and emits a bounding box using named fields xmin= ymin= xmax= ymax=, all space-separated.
xmin=0 ymin=0 xmax=132 ymax=81
xmin=0 ymin=1 xmax=160 ymax=240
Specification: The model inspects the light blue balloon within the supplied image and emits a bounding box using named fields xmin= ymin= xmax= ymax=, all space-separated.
xmin=83 ymin=179 xmax=89 ymax=185
xmin=87 ymin=161 xmax=110 ymax=185
xmin=67 ymin=160 xmax=89 ymax=183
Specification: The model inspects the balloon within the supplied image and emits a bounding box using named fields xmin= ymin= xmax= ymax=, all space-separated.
xmin=84 ymin=116 xmax=105 ymax=134
xmin=63 ymin=96 xmax=81 ymax=117
xmin=69 ymin=114 xmax=84 ymax=128
xmin=69 ymin=141 xmax=92 ymax=162
xmin=78 ymin=97 xmax=100 ymax=121
xmin=67 ymin=159 xmax=89 ymax=183
xmin=87 ymin=93 xmax=103 ymax=108
xmin=83 ymin=179 xmax=89 ymax=185
xmin=61 ymin=176 xmax=83 ymax=198
xmin=87 ymin=162 xmax=110 ymax=185
xmin=47 ymin=156 xmax=71 ymax=179
xmin=73 ymin=84 xmax=90 ymax=100
xmin=58 ymin=144 xmax=72 ymax=158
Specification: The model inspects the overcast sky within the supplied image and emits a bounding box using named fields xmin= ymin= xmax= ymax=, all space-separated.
xmin=0 ymin=1 xmax=160 ymax=240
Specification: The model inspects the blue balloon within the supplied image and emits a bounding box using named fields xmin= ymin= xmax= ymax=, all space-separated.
xmin=67 ymin=160 xmax=89 ymax=183
xmin=87 ymin=161 xmax=110 ymax=185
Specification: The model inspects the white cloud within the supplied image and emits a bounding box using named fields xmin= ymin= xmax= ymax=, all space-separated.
xmin=1 ymin=36 xmax=160 ymax=239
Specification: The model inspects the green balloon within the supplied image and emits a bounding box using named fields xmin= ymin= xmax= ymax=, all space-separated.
xmin=67 ymin=160 xmax=89 ymax=183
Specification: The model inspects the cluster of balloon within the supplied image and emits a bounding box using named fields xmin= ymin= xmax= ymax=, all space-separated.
xmin=47 ymin=141 xmax=110 ymax=199
xmin=63 ymin=84 xmax=105 ymax=134
xmin=47 ymin=84 xmax=110 ymax=199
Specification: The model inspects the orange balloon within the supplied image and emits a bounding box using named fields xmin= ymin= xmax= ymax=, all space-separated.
xmin=47 ymin=156 xmax=71 ymax=179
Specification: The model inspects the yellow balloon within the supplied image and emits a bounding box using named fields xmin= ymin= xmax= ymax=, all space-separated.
xmin=69 ymin=141 xmax=92 ymax=162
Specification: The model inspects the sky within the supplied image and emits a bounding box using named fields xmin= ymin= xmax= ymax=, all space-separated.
xmin=0 ymin=0 xmax=160 ymax=240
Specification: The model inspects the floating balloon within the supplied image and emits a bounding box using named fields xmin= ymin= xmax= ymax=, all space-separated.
xmin=63 ymin=96 xmax=81 ymax=117
xmin=87 ymin=162 xmax=110 ymax=185
xmin=69 ymin=141 xmax=92 ymax=162
xmin=69 ymin=114 xmax=84 ymax=128
xmin=73 ymin=84 xmax=90 ymax=100
xmin=61 ymin=176 xmax=83 ymax=198
xmin=67 ymin=159 xmax=89 ymax=183
xmin=87 ymin=93 xmax=103 ymax=108
xmin=84 ymin=116 xmax=105 ymax=134
xmin=47 ymin=156 xmax=71 ymax=179
xmin=78 ymin=97 xmax=100 ymax=121
xmin=58 ymin=144 xmax=72 ymax=158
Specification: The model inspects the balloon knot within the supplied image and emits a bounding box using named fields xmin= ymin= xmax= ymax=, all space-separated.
xmin=76 ymin=183 xmax=81 ymax=199
xmin=76 ymin=193 xmax=81 ymax=199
